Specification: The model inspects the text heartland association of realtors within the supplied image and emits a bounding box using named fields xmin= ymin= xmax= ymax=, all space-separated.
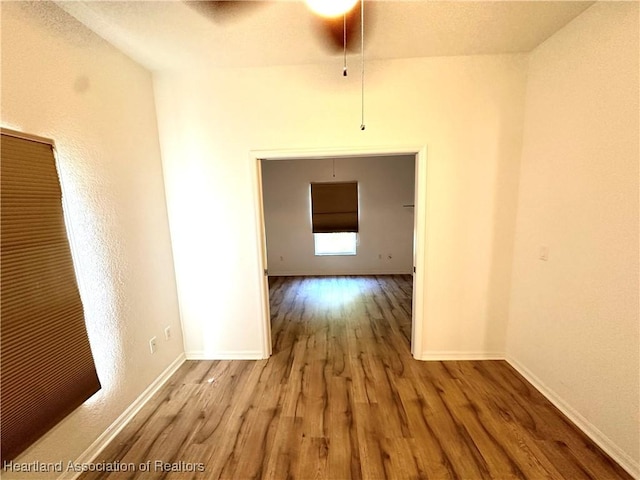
xmin=3 ymin=460 xmax=206 ymax=473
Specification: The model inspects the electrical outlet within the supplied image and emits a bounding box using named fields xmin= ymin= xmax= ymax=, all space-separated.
xmin=164 ymin=326 xmax=171 ymax=341
xmin=149 ymin=337 xmax=157 ymax=354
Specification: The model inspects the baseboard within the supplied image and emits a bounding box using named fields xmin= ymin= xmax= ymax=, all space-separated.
xmin=417 ymin=351 xmax=505 ymax=361
xmin=268 ymin=270 xmax=413 ymax=277
xmin=185 ymin=350 xmax=266 ymax=360
xmin=59 ymin=353 xmax=186 ymax=480
xmin=507 ymin=356 xmax=639 ymax=479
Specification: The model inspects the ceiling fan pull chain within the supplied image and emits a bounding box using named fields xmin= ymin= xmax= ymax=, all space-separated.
xmin=360 ymin=0 xmax=366 ymax=131
xmin=343 ymin=14 xmax=348 ymax=76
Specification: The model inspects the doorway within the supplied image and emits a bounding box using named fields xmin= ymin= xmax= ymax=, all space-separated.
xmin=251 ymin=146 xmax=428 ymax=360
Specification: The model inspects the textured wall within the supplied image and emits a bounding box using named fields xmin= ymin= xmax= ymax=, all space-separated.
xmin=1 ymin=3 xmax=183 ymax=476
xmin=507 ymin=2 xmax=639 ymax=474
xmin=153 ymin=54 xmax=527 ymax=359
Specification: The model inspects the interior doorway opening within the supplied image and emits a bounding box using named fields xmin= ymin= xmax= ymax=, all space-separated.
xmin=251 ymin=146 xmax=428 ymax=360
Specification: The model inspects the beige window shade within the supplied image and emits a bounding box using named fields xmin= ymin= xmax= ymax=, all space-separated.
xmin=1 ymin=130 xmax=101 ymax=463
xmin=311 ymin=181 xmax=359 ymax=233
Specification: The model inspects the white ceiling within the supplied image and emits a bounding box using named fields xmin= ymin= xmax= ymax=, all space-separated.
xmin=57 ymin=1 xmax=594 ymax=72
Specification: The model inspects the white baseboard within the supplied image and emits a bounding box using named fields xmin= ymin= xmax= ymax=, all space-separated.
xmin=268 ymin=270 xmax=413 ymax=277
xmin=507 ymin=356 xmax=639 ymax=479
xmin=417 ymin=350 xmax=505 ymax=361
xmin=185 ymin=350 xmax=266 ymax=360
xmin=59 ymin=353 xmax=186 ymax=480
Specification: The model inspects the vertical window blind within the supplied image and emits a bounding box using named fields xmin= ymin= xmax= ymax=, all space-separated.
xmin=310 ymin=181 xmax=359 ymax=233
xmin=1 ymin=130 xmax=101 ymax=462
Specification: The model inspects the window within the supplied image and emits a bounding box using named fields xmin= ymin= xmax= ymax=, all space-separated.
xmin=314 ymin=232 xmax=358 ymax=256
xmin=0 ymin=129 xmax=101 ymax=462
xmin=310 ymin=181 xmax=359 ymax=256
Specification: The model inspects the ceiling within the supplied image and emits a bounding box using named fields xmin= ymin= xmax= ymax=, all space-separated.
xmin=56 ymin=1 xmax=594 ymax=72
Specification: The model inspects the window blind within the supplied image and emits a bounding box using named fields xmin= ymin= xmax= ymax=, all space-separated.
xmin=0 ymin=130 xmax=101 ymax=462
xmin=310 ymin=181 xmax=359 ymax=233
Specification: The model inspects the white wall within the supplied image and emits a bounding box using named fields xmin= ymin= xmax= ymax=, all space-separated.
xmin=506 ymin=2 xmax=639 ymax=475
xmin=3 ymin=1 xmax=636 ymax=475
xmin=1 ymin=3 xmax=183 ymax=476
xmin=262 ymin=155 xmax=415 ymax=276
xmin=153 ymin=54 xmax=527 ymax=359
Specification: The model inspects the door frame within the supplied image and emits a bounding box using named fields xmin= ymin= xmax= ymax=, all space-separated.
xmin=250 ymin=145 xmax=429 ymax=359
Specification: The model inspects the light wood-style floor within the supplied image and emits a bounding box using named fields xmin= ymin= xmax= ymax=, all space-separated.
xmin=81 ymin=275 xmax=631 ymax=479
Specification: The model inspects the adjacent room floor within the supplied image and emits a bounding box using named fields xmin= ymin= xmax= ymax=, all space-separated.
xmin=81 ymin=275 xmax=630 ymax=479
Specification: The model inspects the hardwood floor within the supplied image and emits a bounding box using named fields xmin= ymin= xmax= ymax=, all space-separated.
xmin=80 ymin=275 xmax=631 ymax=479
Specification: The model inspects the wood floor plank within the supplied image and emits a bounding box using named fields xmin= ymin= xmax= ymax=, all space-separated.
xmin=262 ymin=415 xmax=302 ymax=480
xmin=326 ymin=376 xmax=360 ymax=480
xmin=353 ymin=404 xmax=389 ymax=479
xmin=79 ymin=275 xmax=633 ymax=480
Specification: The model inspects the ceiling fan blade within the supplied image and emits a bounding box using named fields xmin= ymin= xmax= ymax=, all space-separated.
xmin=185 ymin=1 xmax=267 ymax=24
